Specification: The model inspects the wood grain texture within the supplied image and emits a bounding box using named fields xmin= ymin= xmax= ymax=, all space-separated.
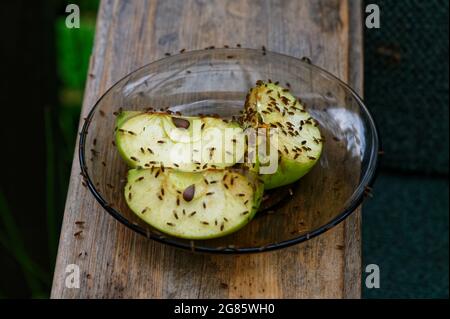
xmin=51 ymin=0 xmax=363 ymax=299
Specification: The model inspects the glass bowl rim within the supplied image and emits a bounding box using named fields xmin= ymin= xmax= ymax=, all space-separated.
xmin=79 ymin=48 xmax=381 ymax=254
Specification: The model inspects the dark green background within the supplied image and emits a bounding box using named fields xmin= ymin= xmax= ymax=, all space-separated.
xmin=0 ymin=0 xmax=448 ymax=298
xmin=363 ymin=0 xmax=448 ymax=298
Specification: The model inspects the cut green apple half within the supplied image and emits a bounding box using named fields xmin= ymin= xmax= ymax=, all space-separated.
xmin=125 ymin=168 xmax=264 ymax=239
xmin=243 ymin=81 xmax=323 ymax=189
xmin=115 ymin=112 xmax=246 ymax=172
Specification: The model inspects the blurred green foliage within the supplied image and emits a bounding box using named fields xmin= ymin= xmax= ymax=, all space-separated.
xmin=0 ymin=0 xmax=98 ymax=298
xmin=47 ymin=9 xmax=97 ymax=260
xmin=0 ymin=193 xmax=50 ymax=298
xmin=48 ymin=0 xmax=98 ymax=295
xmin=56 ymin=15 xmax=95 ymax=90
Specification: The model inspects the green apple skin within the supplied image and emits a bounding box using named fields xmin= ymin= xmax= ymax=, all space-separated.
xmin=116 ymin=111 xmax=141 ymax=128
xmin=125 ymin=168 xmax=264 ymax=240
xmin=260 ymin=154 xmax=320 ymax=190
xmin=115 ymin=111 xmax=143 ymax=167
xmin=115 ymin=111 xmax=246 ymax=171
xmin=243 ymin=82 xmax=323 ymax=189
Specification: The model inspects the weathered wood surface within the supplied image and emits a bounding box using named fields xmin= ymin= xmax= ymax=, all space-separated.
xmin=51 ymin=0 xmax=363 ymax=298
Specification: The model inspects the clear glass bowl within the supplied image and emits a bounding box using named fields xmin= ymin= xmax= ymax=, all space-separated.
xmin=79 ymin=48 xmax=380 ymax=254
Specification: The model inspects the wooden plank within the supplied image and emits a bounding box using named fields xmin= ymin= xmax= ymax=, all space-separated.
xmin=51 ymin=0 xmax=363 ymax=298
xmin=344 ymin=0 xmax=363 ymax=299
